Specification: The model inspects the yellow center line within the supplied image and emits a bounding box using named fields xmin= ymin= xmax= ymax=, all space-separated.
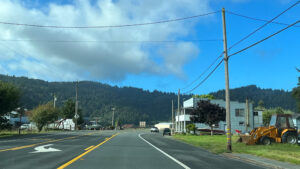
xmin=57 ymin=133 xmax=119 ymax=169
xmin=84 ymin=145 xmax=94 ymax=151
xmin=0 ymin=132 xmax=97 ymax=152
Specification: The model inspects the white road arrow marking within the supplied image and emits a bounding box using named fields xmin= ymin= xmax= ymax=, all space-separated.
xmin=30 ymin=144 xmax=61 ymax=153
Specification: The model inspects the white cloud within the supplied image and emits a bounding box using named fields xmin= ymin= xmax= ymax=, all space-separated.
xmin=159 ymin=42 xmax=200 ymax=78
xmin=0 ymin=0 xmax=213 ymax=81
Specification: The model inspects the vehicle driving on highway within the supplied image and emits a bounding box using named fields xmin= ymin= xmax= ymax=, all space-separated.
xmin=163 ymin=128 xmax=171 ymax=136
xmin=150 ymin=127 xmax=159 ymax=133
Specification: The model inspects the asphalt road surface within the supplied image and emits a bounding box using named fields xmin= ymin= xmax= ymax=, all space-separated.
xmin=0 ymin=130 xmax=264 ymax=169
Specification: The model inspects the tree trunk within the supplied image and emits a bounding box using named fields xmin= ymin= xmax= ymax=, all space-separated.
xmin=38 ymin=124 xmax=43 ymax=132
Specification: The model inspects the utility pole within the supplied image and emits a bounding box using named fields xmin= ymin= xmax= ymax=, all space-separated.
xmin=222 ymin=8 xmax=232 ymax=152
xmin=245 ymin=98 xmax=249 ymax=132
xmin=172 ymin=100 xmax=174 ymax=135
xmin=177 ymin=89 xmax=180 ymax=133
xmin=183 ymin=107 xmax=186 ymax=133
xmin=17 ymin=107 xmax=22 ymax=135
xmin=111 ymin=107 xmax=115 ymax=128
xmin=53 ymin=94 xmax=57 ymax=108
xmin=75 ymin=81 xmax=79 ymax=130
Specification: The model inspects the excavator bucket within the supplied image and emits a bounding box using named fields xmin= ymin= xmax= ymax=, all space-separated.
xmin=237 ymin=134 xmax=256 ymax=144
xmin=236 ymin=129 xmax=255 ymax=144
xmin=239 ymin=135 xmax=251 ymax=143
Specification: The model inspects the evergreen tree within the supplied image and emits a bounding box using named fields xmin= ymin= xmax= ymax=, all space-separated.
xmin=292 ymin=68 xmax=300 ymax=113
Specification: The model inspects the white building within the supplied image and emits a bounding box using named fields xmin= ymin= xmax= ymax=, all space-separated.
xmin=48 ymin=119 xmax=75 ymax=130
xmin=154 ymin=122 xmax=172 ymax=130
xmin=253 ymin=110 xmax=263 ymax=128
xmin=175 ymin=97 xmax=263 ymax=134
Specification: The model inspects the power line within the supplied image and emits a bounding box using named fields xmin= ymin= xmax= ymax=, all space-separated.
xmin=181 ymin=2 xmax=299 ymax=94
xmin=0 ymin=11 xmax=220 ymax=29
xmin=226 ymin=10 xmax=300 ymax=28
xmin=184 ymin=59 xmax=224 ymax=94
xmin=228 ymin=1 xmax=299 ymax=50
xmin=228 ymin=19 xmax=300 ymax=58
xmin=0 ymin=39 xmax=223 ymax=43
xmin=181 ymin=51 xmax=223 ymax=91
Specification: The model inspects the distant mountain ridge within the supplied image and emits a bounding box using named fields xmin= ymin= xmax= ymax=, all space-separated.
xmin=210 ymin=85 xmax=296 ymax=111
xmin=0 ymin=75 xmax=297 ymax=124
xmin=0 ymin=74 xmax=180 ymax=124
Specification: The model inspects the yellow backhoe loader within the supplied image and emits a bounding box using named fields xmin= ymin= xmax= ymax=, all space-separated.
xmin=239 ymin=114 xmax=298 ymax=145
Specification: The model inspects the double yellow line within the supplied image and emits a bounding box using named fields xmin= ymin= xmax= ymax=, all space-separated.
xmin=57 ymin=133 xmax=119 ymax=169
xmin=0 ymin=132 xmax=95 ymax=152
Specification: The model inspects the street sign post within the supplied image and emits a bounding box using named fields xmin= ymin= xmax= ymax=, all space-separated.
xmin=74 ymin=114 xmax=79 ymax=119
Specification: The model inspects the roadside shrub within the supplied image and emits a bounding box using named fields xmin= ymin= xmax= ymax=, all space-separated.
xmin=0 ymin=117 xmax=12 ymax=130
xmin=186 ymin=124 xmax=196 ymax=134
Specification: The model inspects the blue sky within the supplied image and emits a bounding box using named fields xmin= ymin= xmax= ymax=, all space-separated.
xmin=0 ymin=0 xmax=299 ymax=95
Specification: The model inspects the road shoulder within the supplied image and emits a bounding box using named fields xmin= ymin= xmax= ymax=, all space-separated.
xmin=170 ymin=135 xmax=300 ymax=169
xmin=223 ymin=153 xmax=300 ymax=169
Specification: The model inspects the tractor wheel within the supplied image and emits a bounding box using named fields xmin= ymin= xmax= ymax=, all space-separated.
xmin=260 ymin=136 xmax=271 ymax=145
xmin=282 ymin=132 xmax=297 ymax=144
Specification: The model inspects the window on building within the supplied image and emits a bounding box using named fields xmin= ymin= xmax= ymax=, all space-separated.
xmin=253 ymin=111 xmax=258 ymax=116
xmin=239 ymin=121 xmax=244 ymax=126
xmin=235 ymin=109 xmax=245 ymax=117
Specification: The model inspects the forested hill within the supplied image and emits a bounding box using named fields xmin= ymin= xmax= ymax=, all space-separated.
xmin=0 ymin=74 xmax=184 ymax=124
xmin=210 ymin=85 xmax=297 ymax=112
xmin=0 ymin=74 xmax=297 ymax=124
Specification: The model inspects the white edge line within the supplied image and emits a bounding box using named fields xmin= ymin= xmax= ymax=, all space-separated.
xmin=138 ymin=133 xmax=191 ymax=169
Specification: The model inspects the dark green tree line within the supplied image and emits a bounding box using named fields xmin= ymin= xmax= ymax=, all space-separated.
xmin=292 ymin=68 xmax=300 ymax=113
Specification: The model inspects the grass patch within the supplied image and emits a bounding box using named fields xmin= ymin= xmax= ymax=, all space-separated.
xmin=0 ymin=129 xmax=63 ymax=138
xmin=173 ymin=134 xmax=300 ymax=164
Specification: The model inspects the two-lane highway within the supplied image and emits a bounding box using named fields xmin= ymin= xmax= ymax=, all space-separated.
xmin=64 ymin=131 xmax=184 ymax=169
xmin=0 ymin=130 xmax=265 ymax=169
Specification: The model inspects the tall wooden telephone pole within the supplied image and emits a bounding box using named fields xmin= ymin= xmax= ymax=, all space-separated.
xmin=177 ymin=89 xmax=180 ymax=132
xmin=222 ymin=8 xmax=232 ymax=152
xmin=172 ymin=100 xmax=174 ymax=134
xmin=75 ymin=81 xmax=79 ymax=130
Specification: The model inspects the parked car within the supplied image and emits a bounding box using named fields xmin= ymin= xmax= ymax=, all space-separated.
xmin=20 ymin=124 xmax=29 ymax=130
xmin=150 ymin=127 xmax=159 ymax=133
xmin=163 ymin=128 xmax=171 ymax=136
xmin=87 ymin=124 xmax=101 ymax=130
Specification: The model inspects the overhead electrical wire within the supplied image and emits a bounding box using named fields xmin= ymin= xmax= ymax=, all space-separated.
xmin=181 ymin=2 xmax=299 ymax=94
xmin=183 ymin=19 xmax=299 ymax=94
xmin=184 ymin=59 xmax=224 ymax=94
xmin=0 ymin=4 xmax=296 ymax=94
xmin=228 ymin=0 xmax=299 ymax=50
xmin=226 ymin=10 xmax=300 ymax=28
xmin=0 ymin=11 xmax=220 ymax=29
xmin=228 ymin=19 xmax=300 ymax=58
xmin=180 ymin=51 xmax=224 ymax=91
